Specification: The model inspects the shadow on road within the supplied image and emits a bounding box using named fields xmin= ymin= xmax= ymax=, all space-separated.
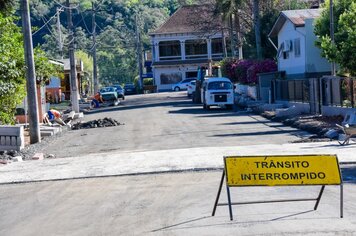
xmin=210 ymin=129 xmax=299 ymax=137
xmin=220 ymin=121 xmax=287 ymax=129
xmin=151 ymin=209 xmax=331 ymax=233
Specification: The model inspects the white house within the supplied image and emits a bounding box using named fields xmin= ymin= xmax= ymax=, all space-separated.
xmin=269 ymin=9 xmax=331 ymax=78
xmin=149 ymin=5 xmax=226 ymax=91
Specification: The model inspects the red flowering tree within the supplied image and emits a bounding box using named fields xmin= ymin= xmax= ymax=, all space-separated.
xmin=221 ymin=58 xmax=277 ymax=85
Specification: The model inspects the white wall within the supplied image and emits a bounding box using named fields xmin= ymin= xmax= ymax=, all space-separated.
xmin=278 ymin=21 xmax=306 ymax=75
xmin=154 ymin=65 xmax=199 ymax=91
xmin=46 ymin=77 xmax=61 ymax=88
xmin=305 ymin=19 xmax=331 ymax=73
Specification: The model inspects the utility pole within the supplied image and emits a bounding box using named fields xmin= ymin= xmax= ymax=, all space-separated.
xmin=66 ymin=0 xmax=80 ymax=113
xmin=92 ymin=2 xmax=99 ymax=94
xmin=330 ymin=0 xmax=336 ymax=76
xmin=253 ymin=0 xmax=262 ymax=59
xmin=21 ymin=0 xmax=41 ymax=144
xmin=135 ymin=14 xmax=143 ymax=90
xmin=57 ymin=7 xmax=63 ymax=59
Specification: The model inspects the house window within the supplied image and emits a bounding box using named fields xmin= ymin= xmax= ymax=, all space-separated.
xmin=186 ymin=71 xmax=198 ymax=78
xmin=283 ymin=51 xmax=289 ymax=59
xmin=185 ymin=40 xmax=208 ymax=59
xmin=212 ymin=38 xmax=223 ymax=55
xmin=160 ymin=72 xmax=182 ymax=85
xmin=294 ymin=38 xmax=301 ymax=57
xmin=159 ymin=41 xmax=181 ymax=60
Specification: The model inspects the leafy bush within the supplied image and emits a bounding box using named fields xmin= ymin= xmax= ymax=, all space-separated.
xmin=220 ymin=57 xmax=277 ymax=84
xmin=0 ymin=14 xmax=25 ymax=124
xmin=143 ymin=78 xmax=153 ymax=85
xmin=0 ymin=13 xmax=59 ymax=124
xmin=314 ymin=0 xmax=356 ymax=75
xmin=246 ymin=59 xmax=278 ymax=84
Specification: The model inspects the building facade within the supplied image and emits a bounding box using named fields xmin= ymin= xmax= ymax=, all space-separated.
xmin=269 ymin=9 xmax=331 ymax=78
xmin=149 ymin=5 xmax=226 ymax=91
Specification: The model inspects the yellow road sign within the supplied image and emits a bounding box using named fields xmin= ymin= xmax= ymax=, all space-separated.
xmin=225 ymin=155 xmax=341 ymax=186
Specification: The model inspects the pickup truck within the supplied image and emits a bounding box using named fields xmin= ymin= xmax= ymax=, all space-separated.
xmin=100 ymin=87 xmax=120 ymax=106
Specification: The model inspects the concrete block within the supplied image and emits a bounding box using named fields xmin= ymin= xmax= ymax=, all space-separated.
xmin=5 ymin=137 xmax=11 ymax=146
xmin=32 ymin=153 xmax=44 ymax=161
xmin=275 ymin=106 xmax=301 ymax=118
xmin=0 ymin=126 xmax=24 ymax=151
xmin=74 ymin=112 xmax=84 ymax=119
xmin=41 ymin=131 xmax=54 ymax=137
xmin=12 ymin=156 xmax=23 ymax=162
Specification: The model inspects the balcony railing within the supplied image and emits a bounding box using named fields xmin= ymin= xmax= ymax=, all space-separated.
xmin=185 ymin=54 xmax=208 ymax=60
xmin=159 ymin=55 xmax=182 ymax=61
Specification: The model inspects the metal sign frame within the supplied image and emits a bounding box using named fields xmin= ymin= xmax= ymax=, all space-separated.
xmin=212 ymin=155 xmax=343 ymax=221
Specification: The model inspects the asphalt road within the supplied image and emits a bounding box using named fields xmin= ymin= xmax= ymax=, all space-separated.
xmin=2 ymin=92 xmax=355 ymax=236
xmin=42 ymin=92 xmax=307 ymax=158
xmin=1 ymin=171 xmax=356 ymax=236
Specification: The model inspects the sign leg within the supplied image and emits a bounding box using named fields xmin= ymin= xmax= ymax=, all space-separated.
xmin=212 ymin=170 xmax=225 ymax=216
xmin=340 ymin=183 xmax=343 ymax=218
xmin=314 ymin=185 xmax=325 ymax=210
xmin=226 ymin=185 xmax=233 ymax=221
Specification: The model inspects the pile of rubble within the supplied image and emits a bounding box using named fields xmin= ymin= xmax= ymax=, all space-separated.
xmin=260 ymin=111 xmax=344 ymax=141
xmin=0 ymin=150 xmax=24 ymax=164
xmin=71 ymin=117 xmax=122 ymax=130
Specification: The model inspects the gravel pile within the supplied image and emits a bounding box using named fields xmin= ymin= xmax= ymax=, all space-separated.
xmin=72 ymin=117 xmax=122 ymax=130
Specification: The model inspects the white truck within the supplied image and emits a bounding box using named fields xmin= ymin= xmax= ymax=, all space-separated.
xmin=201 ymin=77 xmax=234 ymax=110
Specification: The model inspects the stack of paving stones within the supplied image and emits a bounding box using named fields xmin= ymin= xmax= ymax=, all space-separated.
xmin=72 ymin=117 xmax=122 ymax=130
xmin=260 ymin=111 xmax=344 ymax=141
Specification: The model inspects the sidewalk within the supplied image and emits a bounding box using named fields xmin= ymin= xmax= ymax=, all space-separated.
xmin=0 ymin=141 xmax=355 ymax=184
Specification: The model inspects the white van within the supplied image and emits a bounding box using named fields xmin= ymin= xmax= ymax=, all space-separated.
xmin=201 ymin=77 xmax=234 ymax=110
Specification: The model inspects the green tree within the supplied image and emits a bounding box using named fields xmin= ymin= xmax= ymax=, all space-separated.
xmin=0 ymin=12 xmax=60 ymax=124
xmin=215 ymin=0 xmax=243 ymax=58
xmin=0 ymin=0 xmax=14 ymax=13
xmin=0 ymin=13 xmax=25 ymax=124
xmin=314 ymin=0 xmax=356 ymax=75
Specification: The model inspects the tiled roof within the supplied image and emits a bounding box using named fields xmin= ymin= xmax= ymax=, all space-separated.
xmin=150 ymin=4 xmax=223 ymax=35
xmin=269 ymin=8 xmax=322 ymax=37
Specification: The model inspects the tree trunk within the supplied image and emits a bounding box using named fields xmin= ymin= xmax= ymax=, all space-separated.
xmin=229 ymin=15 xmax=236 ymax=57
xmin=253 ymin=0 xmax=262 ymax=59
xmin=234 ymin=11 xmax=243 ymax=59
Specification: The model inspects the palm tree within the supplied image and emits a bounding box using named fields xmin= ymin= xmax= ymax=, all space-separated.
xmin=215 ymin=0 xmax=243 ymax=59
xmin=216 ymin=0 xmax=262 ymax=59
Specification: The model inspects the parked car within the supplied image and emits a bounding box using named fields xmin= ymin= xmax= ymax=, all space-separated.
xmin=99 ymin=87 xmax=120 ymax=106
xmin=112 ymin=84 xmax=125 ymax=100
xmin=187 ymin=80 xmax=196 ymax=97
xmin=171 ymin=78 xmax=196 ymax=91
xmin=124 ymin=83 xmax=136 ymax=95
xmin=201 ymin=77 xmax=234 ymax=110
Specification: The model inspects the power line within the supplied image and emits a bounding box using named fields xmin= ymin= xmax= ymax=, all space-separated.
xmin=79 ymin=10 xmax=93 ymax=35
xmin=32 ymin=7 xmax=63 ymax=35
xmin=53 ymin=0 xmax=79 ymax=10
